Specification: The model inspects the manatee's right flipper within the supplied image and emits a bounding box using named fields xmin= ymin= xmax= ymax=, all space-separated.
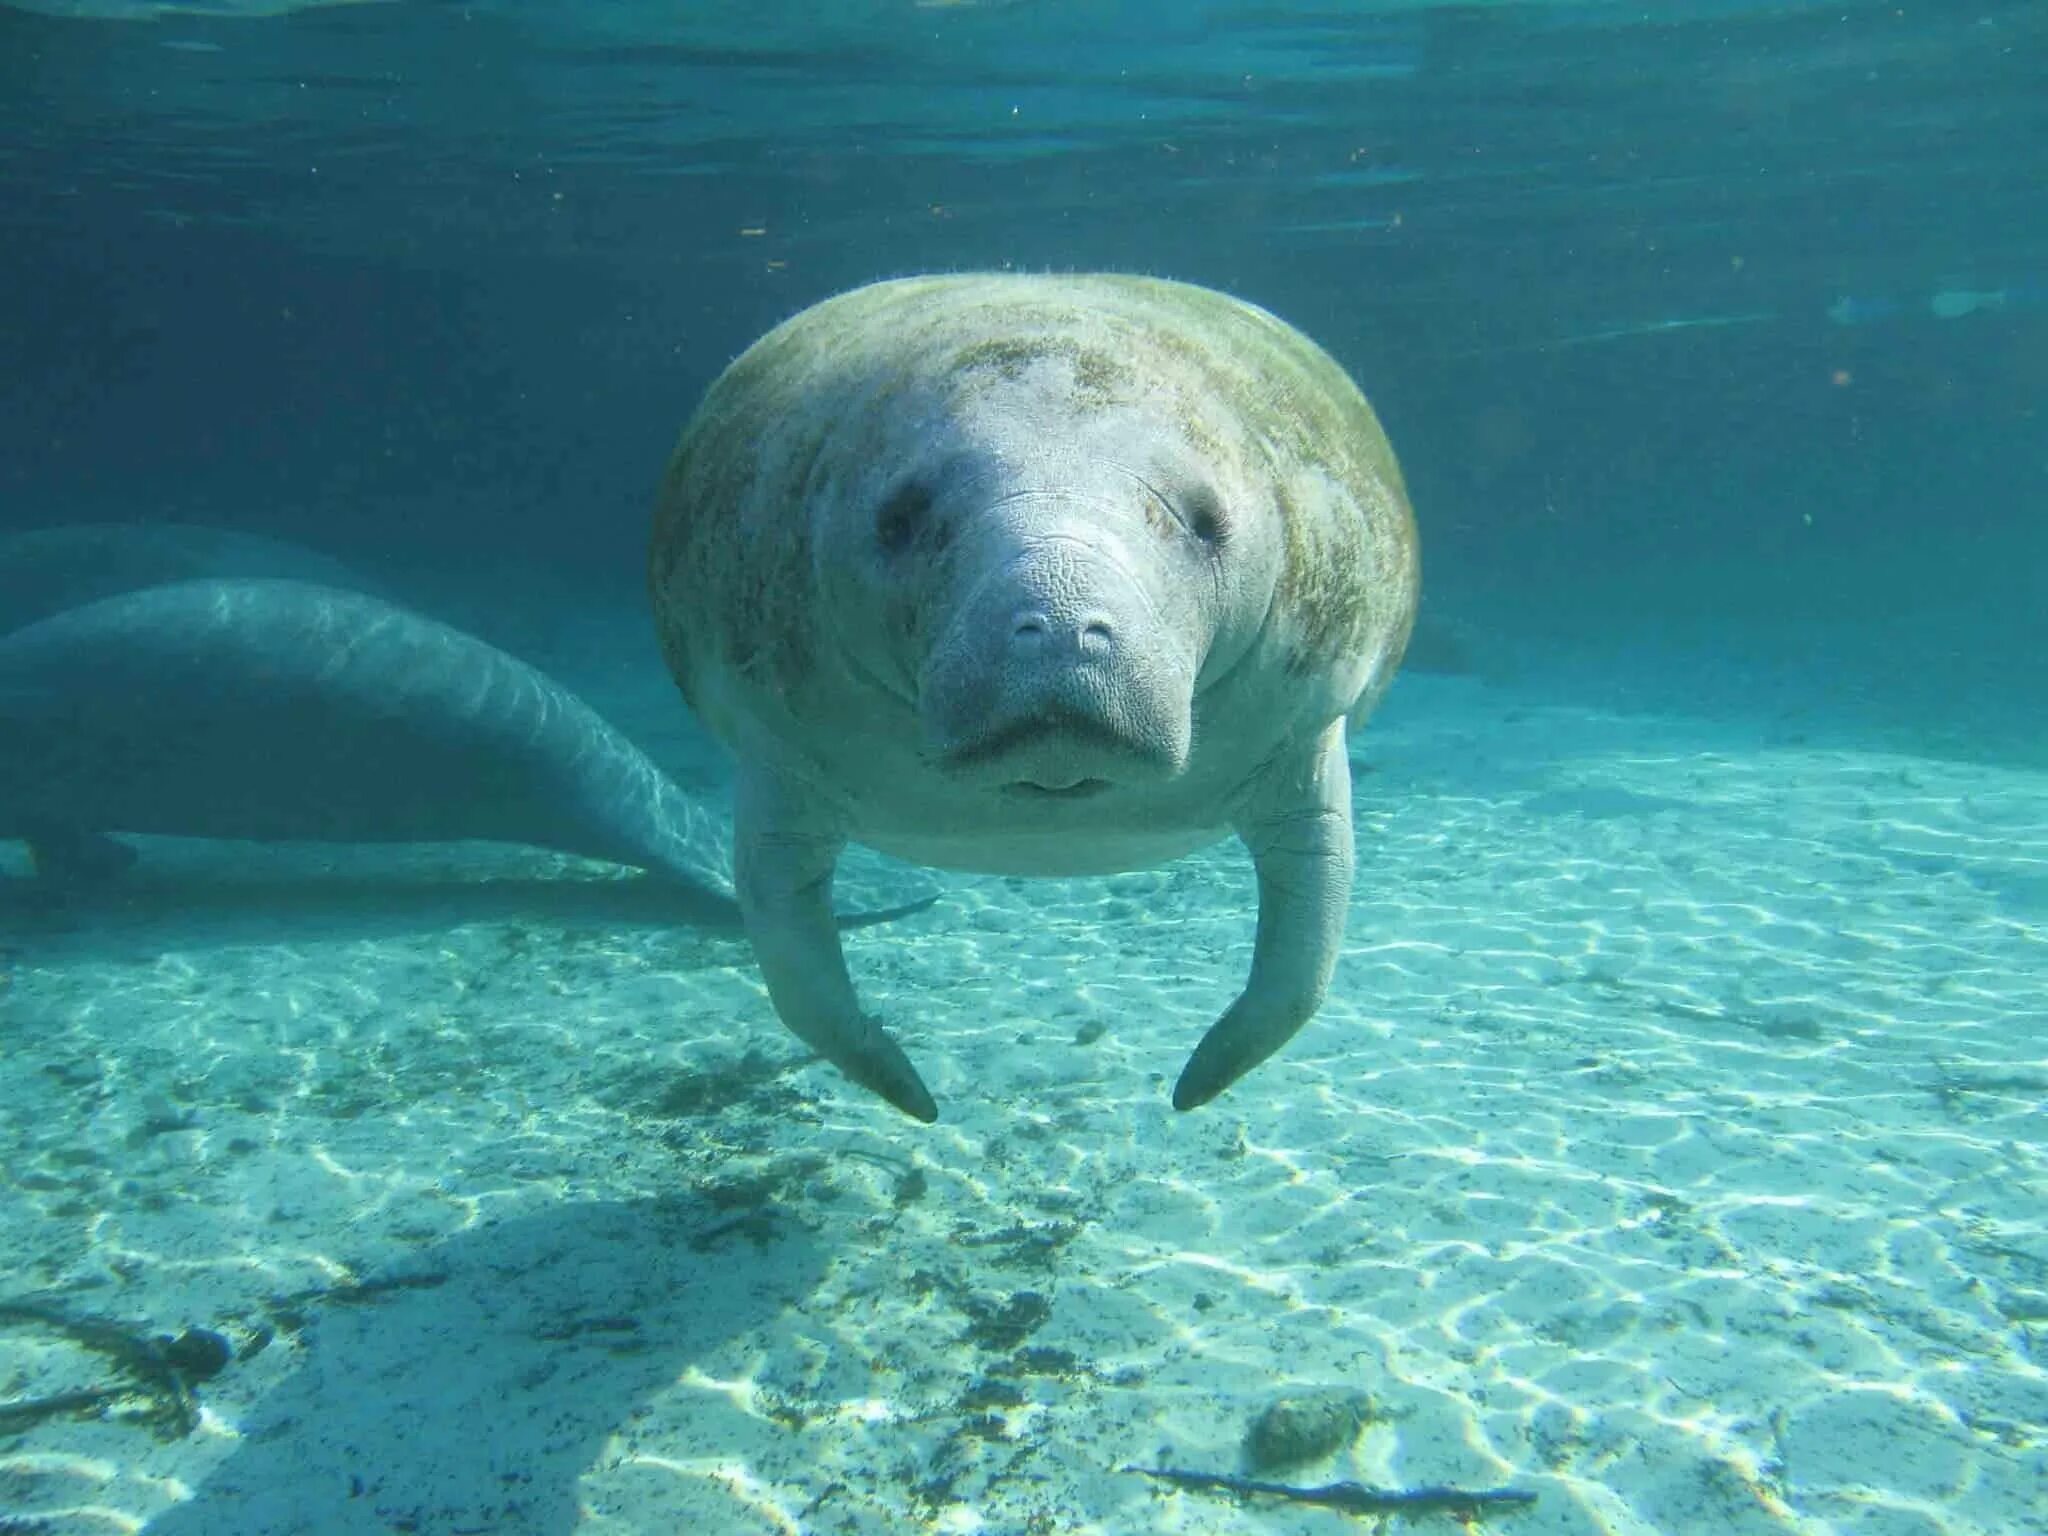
xmin=732 ymin=765 xmax=938 ymax=1123
xmin=25 ymin=826 xmax=138 ymax=883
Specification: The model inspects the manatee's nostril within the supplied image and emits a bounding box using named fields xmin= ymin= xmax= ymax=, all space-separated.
xmin=1008 ymin=609 xmax=1114 ymax=657
xmin=1073 ymin=618 xmax=1122 ymax=659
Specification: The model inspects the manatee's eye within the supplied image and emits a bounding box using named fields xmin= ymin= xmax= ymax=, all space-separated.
xmin=1181 ymin=484 xmax=1229 ymax=548
xmin=875 ymin=479 xmax=934 ymax=556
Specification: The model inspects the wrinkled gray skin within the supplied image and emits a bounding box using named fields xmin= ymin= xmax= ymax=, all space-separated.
xmin=651 ymin=273 xmax=1419 ymax=1121
xmin=0 ymin=578 xmax=739 ymax=916
xmin=0 ymin=522 xmax=377 ymax=636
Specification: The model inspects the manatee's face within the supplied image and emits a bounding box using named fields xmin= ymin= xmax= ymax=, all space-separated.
xmin=815 ymin=368 xmax=1284 ymax=801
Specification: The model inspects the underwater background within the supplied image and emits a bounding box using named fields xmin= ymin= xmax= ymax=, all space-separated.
xmin=1 ymin=3 xmax=2044 ymax=1533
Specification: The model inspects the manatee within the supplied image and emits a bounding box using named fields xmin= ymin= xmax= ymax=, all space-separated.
xmin=0 ymin=521 xmax=377 ymax=636
xmin=0 ymin=577 xmax=747 ymax=912
xmin=649 ymin=273 xmax=1420 ymax=1120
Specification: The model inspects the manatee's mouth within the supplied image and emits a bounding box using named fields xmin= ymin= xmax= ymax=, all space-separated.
xmin=1002 ymin=777 xmax=1111 ymax=801
xmin=931 ymin=703 xmax=1189 ymax=804
xmin=936 ymin=707 xmax=1159 ymax=776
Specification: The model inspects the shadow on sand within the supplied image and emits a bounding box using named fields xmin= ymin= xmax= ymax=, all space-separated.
xmin=123 ymin=1196 xmax=828 ymax=1536
xmin=0 ymin=864 xmax=751 ymax=954
xmin=0 ymin=843 xmax=939 ymax=957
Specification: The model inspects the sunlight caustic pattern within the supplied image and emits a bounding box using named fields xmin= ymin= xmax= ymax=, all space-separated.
xmin=1 ymin=675 xmax=2043 ymax=1533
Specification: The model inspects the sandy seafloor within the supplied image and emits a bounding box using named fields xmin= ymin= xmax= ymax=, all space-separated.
xmin=1 ymin=602 xmax=2044 ymax=1536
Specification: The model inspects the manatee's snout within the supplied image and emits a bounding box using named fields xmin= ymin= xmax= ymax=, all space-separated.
xmin=921 ymin=535 xmax=1195 ymax=794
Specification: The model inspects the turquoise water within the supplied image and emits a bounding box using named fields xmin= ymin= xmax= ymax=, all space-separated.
xmin=1 ymin=4 xmax=2043 ymax=1533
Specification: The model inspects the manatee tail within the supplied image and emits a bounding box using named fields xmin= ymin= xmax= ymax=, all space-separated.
xmin=622 ymin=877 xmax=937 ymax=933
xmin=617 ymin=779 xmax=944 ymax=932
xmin=835 ymin=892 xmax=941 ymax=930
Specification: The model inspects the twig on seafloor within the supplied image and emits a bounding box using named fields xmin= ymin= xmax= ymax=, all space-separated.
xmin=1126 ymin=1465 xmax=1538 ymax=1520
xmin=0 ymin=1301 xmax=218 ymax=1439
xmin=0 ymin=1387 xmax=127 ymax=1433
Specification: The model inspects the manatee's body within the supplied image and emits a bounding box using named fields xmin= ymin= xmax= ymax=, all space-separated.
xmin=650 ymin=273 xmax=1419 ymax=1119
xmin=0 ymin=578 xmax=736 ymax=912
xmin=0 ymin=522 xmax=377 ymax=636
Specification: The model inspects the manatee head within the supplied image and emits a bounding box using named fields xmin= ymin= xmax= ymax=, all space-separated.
xmin=811 ymin=338 xmax=1288 ymax=803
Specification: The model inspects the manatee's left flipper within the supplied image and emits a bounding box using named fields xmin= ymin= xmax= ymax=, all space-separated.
xmin=25 ymin=825 xmax=139 ymax=884
xmin=734 ymin=765 xmax=938 ymax=1123
xmin=1175 ymin=720 xmax=1355 ymax=1110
